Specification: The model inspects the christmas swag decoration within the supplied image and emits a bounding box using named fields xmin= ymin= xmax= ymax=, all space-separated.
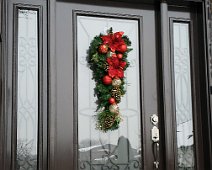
xmin=88 ymin=28 xmax=132 ymax=132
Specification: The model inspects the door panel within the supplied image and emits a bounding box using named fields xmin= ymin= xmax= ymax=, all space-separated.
xmin=55 ymin=1 xmax=158 ymax=170
xmin=168 ymin=8 xmax=205 ymax=170
xmin=3 ymin=0 xmax=48 ymax=170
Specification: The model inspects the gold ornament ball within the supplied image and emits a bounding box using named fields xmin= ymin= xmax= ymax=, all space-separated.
xmin=112 ymin=78 xmax=122 ymax=87
xmin=109 ymin=104 xmax=119 ymax=113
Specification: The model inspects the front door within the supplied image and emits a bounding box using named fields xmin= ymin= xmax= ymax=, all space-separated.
xmin=2 ymin=0 xmax=211 ymax=170
xmin=52 ymin=1 xmax=209 ymax=169
xmin=54 ymin=1 xmax=158 ymax=170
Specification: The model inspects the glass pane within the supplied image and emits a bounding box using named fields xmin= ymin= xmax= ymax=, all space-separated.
xmin=17 ymin=9 xmax=38 ymax=170
xmin=77 ymin=16 xmax=142 ymax=170
xmin=173 ymin=22 xmax=195 ymax=170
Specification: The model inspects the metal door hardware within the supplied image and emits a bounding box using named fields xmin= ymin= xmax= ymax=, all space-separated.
xmin=151 ymin=126 xmax=159 ymax=142
xmin=151 ymin=114 xmax=158 ymax=125
xmin=151 ymin=122 xmax=159 ymax=169
xmin=153 ymin=142 xmax=159 ymax=169
xmin=154 ymin=161 xmax=159 ymax=169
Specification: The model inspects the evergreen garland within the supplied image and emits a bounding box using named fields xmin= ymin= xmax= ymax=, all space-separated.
xmin=87 ymin=28 xmax=132 ymax=132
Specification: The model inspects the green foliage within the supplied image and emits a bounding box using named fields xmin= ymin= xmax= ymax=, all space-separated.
xmin=87 ymin=29 xmax=132 ymax=132
xmin=122 ymin=35 xmax=132 ymax=46
xmin=107 ymin=27 xmax=113 ymax=34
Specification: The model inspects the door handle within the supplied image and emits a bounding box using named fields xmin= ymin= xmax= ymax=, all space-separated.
xmin=153 ymin=142 xmax=159 ymax=169
xmin=151 ymin=114 xmax=159 ymax=169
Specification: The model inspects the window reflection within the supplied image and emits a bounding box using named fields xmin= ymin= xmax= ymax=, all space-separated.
xmin=79 ymin=136 xmax=141 ymax=169
xmin=77 ymin=16 xmax=142 ymax=170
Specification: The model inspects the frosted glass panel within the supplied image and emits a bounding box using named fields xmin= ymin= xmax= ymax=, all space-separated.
xmin=17 ymin=9 xmax=38 ymax=170
xmin=77 ymin=16 xmax=142 ymax=169
xmin=173 ymin=22 xmax=195 ymax=170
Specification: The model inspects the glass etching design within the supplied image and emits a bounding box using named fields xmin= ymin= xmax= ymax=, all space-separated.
xmin=17 ymin=9 xmax=38 ymax=170
xmin=77 ymin=16 xmax=142 ymax=169
xmin=173 ymin=23 xmax=195 ymax=170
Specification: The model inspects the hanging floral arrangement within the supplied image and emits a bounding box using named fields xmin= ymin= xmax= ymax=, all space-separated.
xmin=87 ymin=28 xmax=132 ymax=132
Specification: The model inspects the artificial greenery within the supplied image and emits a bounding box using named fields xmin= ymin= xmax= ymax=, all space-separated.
xmin=87 ymin=28 xmax=132 ymax=132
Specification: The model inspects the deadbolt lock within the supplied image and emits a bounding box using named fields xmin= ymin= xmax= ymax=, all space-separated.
xmin=151 ymin=114 xmax=158 ymax=125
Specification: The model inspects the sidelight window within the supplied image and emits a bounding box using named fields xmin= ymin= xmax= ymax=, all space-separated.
xmin=16 ymin=9 xmax=38 ymax=170
xmin=173 ymin=22 xmax=195 ymax=170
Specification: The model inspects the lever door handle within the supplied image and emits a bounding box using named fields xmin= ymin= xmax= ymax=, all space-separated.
xmin=153 ymin=142 xmax=159 ymax=169
xmin=151 ymin=114 xmax=159 ymax=169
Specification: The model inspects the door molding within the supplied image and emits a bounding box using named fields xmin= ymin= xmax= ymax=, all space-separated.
xmin=72 ymin=9 xmax=145 ymax=170
xmin=159 ymin=2 xmax=176 ymax=170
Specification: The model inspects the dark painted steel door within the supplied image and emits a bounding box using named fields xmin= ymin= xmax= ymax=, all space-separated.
xmin=53 ymin=1 xmax=209 ymax=169
xmin=0 ymin=0 xmax=210 ymax=170
xmin=2 ymin=0 xmax=211 ymax=170
xmin=54 ymin=1 xmax=159 ymax=170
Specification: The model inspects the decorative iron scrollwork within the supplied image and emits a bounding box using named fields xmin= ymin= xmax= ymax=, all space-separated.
xmin=79 ymin=159 xmax=141 ymax=170
xmin=79 ymin=136 xmax=142 ymax=170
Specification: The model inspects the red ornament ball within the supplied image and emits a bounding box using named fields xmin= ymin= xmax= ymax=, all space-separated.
xmin=108 ymin=97 xmax=116 ymax=104
xmin=117 ymin=53 xmax=123 ymax=59
xmin=102 ymin=75 xmax=112 ymax=85
xmin=118 ymin=44 xmax=127 ymax=53
xmin=99 ymin=44 xmax=108 ymax=54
